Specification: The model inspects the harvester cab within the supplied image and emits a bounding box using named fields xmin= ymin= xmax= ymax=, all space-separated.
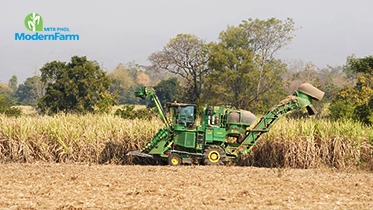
xmin=167 ymin=103 xmax=196 ymax=130
xmin=127 ymin=83 xmax=324 ymax=166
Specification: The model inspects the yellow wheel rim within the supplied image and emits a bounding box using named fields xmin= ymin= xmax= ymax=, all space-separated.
xmin=171 ymin=157 xmax=179 ymax=165
xmin=208 ymin=151 xmax=220 ymax=163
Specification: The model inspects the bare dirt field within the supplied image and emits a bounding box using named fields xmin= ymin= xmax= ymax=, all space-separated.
xmin=0 ymin=163 xmax=372 ymax=209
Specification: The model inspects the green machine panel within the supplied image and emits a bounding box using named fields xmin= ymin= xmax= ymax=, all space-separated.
xmin=175 ymin=131 xmax=195 ymax=148
xmin=213 ymin=128 xmax=226 ymax=141
xmin=205 ymin=128 xmax=213 ymax=143
xmin=205 ymin=127 xmax=226 ymax=143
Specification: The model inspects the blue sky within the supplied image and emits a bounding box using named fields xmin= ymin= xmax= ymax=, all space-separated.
xmin=1 ymin=0 xmax=373 ymax=83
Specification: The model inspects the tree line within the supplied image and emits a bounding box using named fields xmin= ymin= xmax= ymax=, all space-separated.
xmin=0 ymin=17 xmax=372 ymax=124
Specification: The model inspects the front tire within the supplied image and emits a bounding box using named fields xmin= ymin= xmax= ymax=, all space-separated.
xmin=168 ymin=153 xmax=182 ymax=166
xmin=203 ymin=146 xmax=225 ymax=165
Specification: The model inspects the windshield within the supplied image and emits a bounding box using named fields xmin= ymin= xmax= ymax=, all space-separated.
xmin=175 ymin=106 xmax=195 ymax=128
xmin=180 ymin=106 xmax=194 ymax=117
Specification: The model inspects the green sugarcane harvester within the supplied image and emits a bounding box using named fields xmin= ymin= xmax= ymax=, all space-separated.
xmin=127 ymin=83 xmax=324 ymax=166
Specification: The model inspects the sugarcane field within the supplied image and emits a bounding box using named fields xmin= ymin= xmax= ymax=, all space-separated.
xmin=1 ymin=110 xmax=373 ymax=209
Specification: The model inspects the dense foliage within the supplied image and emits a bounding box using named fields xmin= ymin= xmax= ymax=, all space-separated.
xmin=205 ymin=18 xmax=293 ymax=112
xmin=37 ymin=56 xmax=116 ymax=114
xmin=149 ymin=77 xmax=182 ymax=107
xmin=16 ymin=76 xmax=45 ymax=107
xmin=329 ymin=55 xmax=373 ymax=124
xmin=0 ymin=95 xmax=21 ymax=117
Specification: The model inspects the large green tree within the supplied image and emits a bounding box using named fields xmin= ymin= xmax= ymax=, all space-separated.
xmin=148 ymin=34 xmax=210 ymax=103
xmin=38 ymin=56 xmax=116 ymax=114
xmin=16 ymin=76 xmax=45 ymax=106
xmin=205 ymin=26 xmax=256 ymax=109
xmin=240 ymin=18 xmax=296 ymax=111
xmin=205 ymin=18 xmax=294 ymax=113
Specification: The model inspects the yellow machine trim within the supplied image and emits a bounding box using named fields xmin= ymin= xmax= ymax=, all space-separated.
xmin=171 ymin=157 xmax=179 ymax=165
xmin=155 ymin=100 xmax=170 ymax=129
xmin=208 ymin=150 xmax=220 ymax=163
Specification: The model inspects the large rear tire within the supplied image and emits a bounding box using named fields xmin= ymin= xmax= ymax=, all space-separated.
xmin=203 ymin=146 xmax=225 ymax=166
xmin=168 ymin=153 xmax=182 ymax=166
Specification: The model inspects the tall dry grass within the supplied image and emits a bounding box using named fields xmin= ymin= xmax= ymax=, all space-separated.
xmin=240 ymin=117 xmax=373 ymax=170
xmin=0 ymin=113 xmax=372 ymax=169
xmin=0 ymin=113 xmax=163 ymax=164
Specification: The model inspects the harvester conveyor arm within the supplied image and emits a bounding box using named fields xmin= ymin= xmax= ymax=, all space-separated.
xmin=134 ymin=87 xmax=170 ymax=129
xmin=230 ymin=84 xmax=324 ymax=157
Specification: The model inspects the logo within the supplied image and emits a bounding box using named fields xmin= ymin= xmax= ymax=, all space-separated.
xmin=24 ymin=13 xmax=43 ymax=31
xmin=16 ymin=13 xmax=79 ymax=41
